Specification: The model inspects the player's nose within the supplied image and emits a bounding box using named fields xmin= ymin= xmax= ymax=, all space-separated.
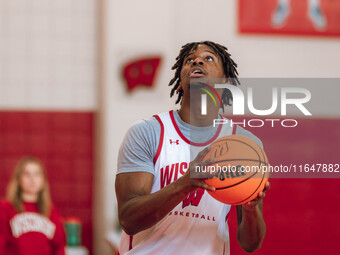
xmin=192 ymin=57 xmax=204 ymax=66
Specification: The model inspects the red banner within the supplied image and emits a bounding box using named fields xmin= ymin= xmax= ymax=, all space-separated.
xmin=239 ymin=0 xmax=340 ymax=37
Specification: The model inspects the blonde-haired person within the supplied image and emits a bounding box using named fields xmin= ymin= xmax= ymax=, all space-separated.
xmin=0 ymin=156 xmax=65 ymax=255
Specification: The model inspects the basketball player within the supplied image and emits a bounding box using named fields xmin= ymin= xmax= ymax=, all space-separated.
xmin=271 ymin=0 xmax=327 ymax=30
xmin=115 ymin=41 xmax=270 ymax=255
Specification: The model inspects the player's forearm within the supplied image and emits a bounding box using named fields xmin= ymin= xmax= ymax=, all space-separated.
xmin=237 ymin=205 xmax=266 ymax=253
xmin=119 ymin=176 xmax=193 ymax=236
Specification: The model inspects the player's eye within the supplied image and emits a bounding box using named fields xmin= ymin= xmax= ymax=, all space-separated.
xmin=205 ymin=56 xmax=214 ymax=62
xmin=186 ymin=58 xmax=194 ymax=63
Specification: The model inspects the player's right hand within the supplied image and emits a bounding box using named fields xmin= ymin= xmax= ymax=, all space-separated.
xmin=179 ymin=146 xmax=217 ymax=193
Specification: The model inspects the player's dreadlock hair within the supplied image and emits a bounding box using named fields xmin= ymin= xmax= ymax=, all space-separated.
xmin=169 ymin=41 xmax=240 ymax=106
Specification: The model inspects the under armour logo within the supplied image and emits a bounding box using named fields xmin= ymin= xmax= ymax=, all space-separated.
xmin=169 ymin=139 xmax=179 ymax=145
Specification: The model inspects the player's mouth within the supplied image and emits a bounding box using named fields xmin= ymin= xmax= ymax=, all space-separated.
xmin=189 ymin=67 xmax=206 ymax=78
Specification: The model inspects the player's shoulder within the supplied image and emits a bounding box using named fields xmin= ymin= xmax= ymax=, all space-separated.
xmin=235 ymin=125 xmax=263 ymax=149
xmin=127 ymin=115 xmax=161 ymax=138
xmin=123 ymin=114 xmax=163 ymax=149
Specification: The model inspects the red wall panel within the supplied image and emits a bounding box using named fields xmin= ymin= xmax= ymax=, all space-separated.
xmin=228 ymin=117 xmax=340 ymax=255
xmin=239 ymin=0 xmax=340 ymax=37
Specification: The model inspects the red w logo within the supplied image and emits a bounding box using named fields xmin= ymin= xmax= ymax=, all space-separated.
xmin=182 ymin=188 xmax=205 ymax=208
xmin=122 ymin=56 xmax=161 ymax=92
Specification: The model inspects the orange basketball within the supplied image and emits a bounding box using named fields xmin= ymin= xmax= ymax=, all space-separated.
xmin=202 ymin=135 xmax=269 ymax=205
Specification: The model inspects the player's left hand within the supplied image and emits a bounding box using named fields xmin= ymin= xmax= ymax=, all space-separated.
xmin=242 ymin=181 xmax=270 ymax=210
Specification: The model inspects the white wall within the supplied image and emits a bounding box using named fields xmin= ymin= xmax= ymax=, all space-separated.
xmin=99 ymin=0 xmax=340 ymax=254
xmin=0 ymin=0 xmax=97 ymax=110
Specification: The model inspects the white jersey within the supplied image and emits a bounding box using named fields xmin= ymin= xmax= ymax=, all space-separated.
xmin=119 ymin=111 xmax=236 ymax=255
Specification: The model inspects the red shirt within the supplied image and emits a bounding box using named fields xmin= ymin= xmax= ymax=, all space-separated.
xmin=0 ymin=200 xmax=65 ymax=255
